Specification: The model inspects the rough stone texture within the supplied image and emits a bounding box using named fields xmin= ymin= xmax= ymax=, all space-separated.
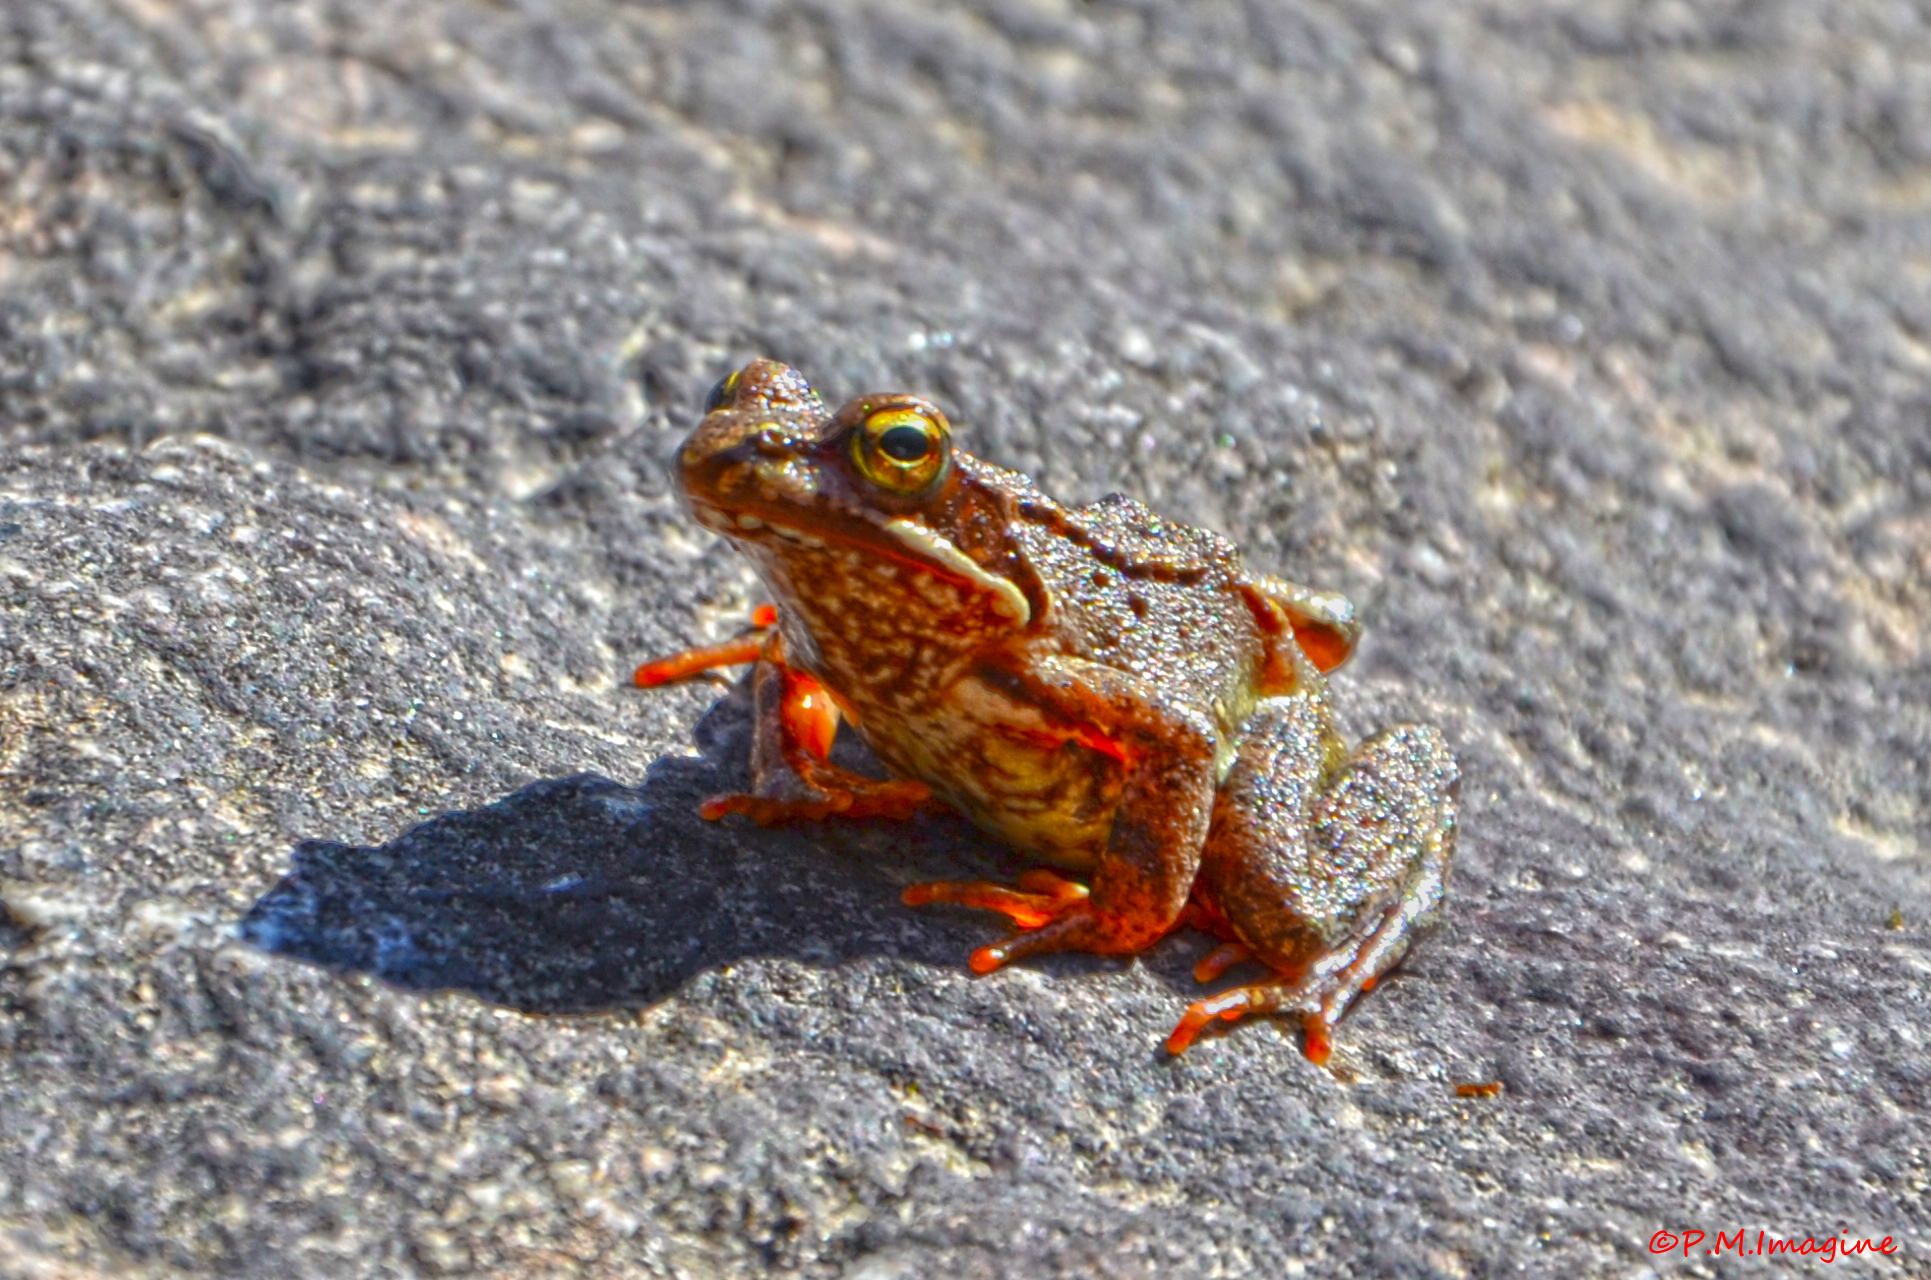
xmin=3 ymin=0 xmax=1928 ymax=1276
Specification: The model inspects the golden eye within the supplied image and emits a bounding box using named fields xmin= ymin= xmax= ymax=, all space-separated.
xmin=703 ymin=369 xmax=741 ymax=412
xmin=852 ymin=405 xmax=950 ymax=494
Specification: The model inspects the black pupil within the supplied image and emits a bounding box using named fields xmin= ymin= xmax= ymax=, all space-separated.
xmin=878 ymin=425 xmax=930 ymax=462
xmin=704 ymin=374 xmax=735 ymax=411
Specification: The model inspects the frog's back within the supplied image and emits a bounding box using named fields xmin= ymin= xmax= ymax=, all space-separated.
xmin=1053 ymin=492 xmax=1241 ymax=582
xmin=1010 ymin=490 xmax=1266 ymax=699
xmin=1015 ymin=491 xmax=1243 ymax=589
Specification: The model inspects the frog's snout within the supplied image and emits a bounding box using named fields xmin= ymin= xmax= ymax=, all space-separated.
xmin=679 ymin=359 xmax=827 ymax=506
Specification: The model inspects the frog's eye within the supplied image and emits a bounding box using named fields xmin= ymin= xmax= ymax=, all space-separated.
xmin=852 ymin=405 xmax=950 ymax=494
xmin=704 ymin=370 xmax=741 ymax=413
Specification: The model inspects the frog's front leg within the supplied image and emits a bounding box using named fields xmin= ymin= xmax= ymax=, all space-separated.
xmin=637 ymin=618 xmax=931 ymax=824
xmin=904 ymin=658 xmax=1219 ymax=969
xmin=703 ymin=638 xmax=933 ymax=825
xmin=633 ymin=604 xmax=779 ymax=688
xmin=1171 ymin=696 xmax=1458 ymax=1062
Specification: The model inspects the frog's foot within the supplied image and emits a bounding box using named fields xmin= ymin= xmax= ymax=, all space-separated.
xmin=901 ymin=869 xmax=1102 ymax=969
xmin=701 ymin=774 xmax=934 ymax=826
xmin=1164 ymin=888 xmax=1420 ymax=1062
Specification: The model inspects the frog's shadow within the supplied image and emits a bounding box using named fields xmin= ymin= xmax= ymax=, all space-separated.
xmin=242 ymin=685 xmax=1210 ymax=1013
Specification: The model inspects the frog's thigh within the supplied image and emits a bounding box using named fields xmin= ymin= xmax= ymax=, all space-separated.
xmin=1192 ymin=695 xmax=1332 ymax=965
xmin=990 ymin=655 xmax=1220 ymax=953
xmin=1199 ymin=709 xmax=1459 ymax=976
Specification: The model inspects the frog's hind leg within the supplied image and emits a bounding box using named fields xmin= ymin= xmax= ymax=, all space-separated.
xmin=902 ymin=656 xmax=1220 ymax=970
xmin=1171 ymin=709 xmax=1457 ymax=1062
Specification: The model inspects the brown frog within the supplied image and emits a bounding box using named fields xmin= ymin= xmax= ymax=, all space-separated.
xmin=635 ymin=359 xmax=1458 ymax=1061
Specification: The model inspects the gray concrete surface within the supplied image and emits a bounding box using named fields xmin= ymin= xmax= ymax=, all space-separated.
xmin=3 ymin=1 xmax=1928 ymax=1275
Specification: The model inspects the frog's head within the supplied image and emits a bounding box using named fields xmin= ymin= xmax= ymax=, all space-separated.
xmin=679 ymin=360 xmax=1037 ymax=675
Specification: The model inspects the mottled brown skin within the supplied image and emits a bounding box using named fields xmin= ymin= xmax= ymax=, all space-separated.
xmin=640 ymin=358 xmax=1459 ymax=1061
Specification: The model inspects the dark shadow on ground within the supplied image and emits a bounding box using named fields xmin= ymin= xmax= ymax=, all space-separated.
xmin=241 ymin=684 xmax=1209 ymax=1012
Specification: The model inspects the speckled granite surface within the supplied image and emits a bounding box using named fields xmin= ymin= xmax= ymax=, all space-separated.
xmin=2 ymin=2 xmax=1927 ymax=1275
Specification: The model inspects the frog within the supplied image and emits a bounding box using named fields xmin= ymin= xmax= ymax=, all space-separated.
xmin=634 ymin=358 xmax=1459 ymax=1062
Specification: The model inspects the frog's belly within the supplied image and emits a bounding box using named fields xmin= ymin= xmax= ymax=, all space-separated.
xmin=860 ymin=676 xmax=1122 ymax=871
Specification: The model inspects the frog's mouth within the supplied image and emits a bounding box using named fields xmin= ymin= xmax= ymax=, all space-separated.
xmin=691 ymin=491 xmax=1031 ymax=625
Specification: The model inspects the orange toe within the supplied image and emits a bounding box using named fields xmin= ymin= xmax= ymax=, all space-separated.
xmin=1193 ymin=940 xmax=1255 ymax=984
xmin=634 ymin=635 xmax=765 ymax=687
xmin=698 ymin=792 xmax=848 ymax=825
xmin=901 ymin=876 xmax=1081 ymax=929
xmin=968 ymin=945 xmax=1006 ymax=975
xmin=1165 ymin=1008 xmax=1212 ymax=1055
xmin=1014 ymin=869 xmax=1088 ymax=902
xmin=1166 ymin=985 xmax=1290 ymax=1055
xmin=1301 ymin=1017 xmax=1333 ymax=1065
